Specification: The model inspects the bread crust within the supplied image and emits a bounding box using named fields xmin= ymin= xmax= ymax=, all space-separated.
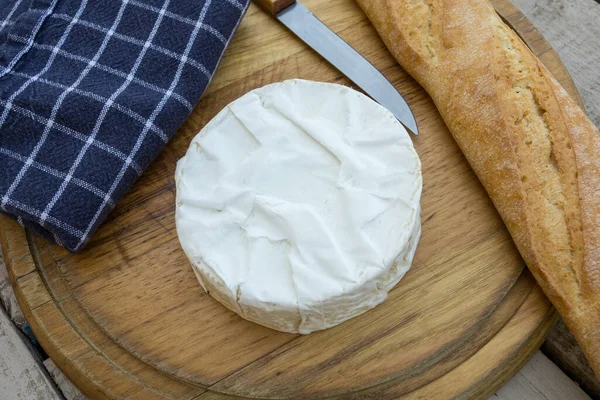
xmin=357 ymin=0 xmax=600 ymax=377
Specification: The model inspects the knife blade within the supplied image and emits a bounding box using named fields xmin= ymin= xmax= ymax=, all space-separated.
xmin=254 ymin=0 xmax=419 ymax=135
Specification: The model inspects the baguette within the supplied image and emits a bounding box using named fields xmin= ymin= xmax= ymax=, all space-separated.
xmin=356 ymin=0 xmax=600 ymax=377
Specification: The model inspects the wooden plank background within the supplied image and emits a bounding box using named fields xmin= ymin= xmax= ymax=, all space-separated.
xmin=0 ymin=300 xmax=60 ymax=399
xmin=1 ymin=0 xmax=599 ymax=398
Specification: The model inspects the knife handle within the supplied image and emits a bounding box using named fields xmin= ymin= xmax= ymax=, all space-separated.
xmin=254 ymin=0 xmax=296 ymax=14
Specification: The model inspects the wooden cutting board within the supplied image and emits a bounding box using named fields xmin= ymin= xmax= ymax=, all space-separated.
xmin=1 ymin=0 xmax=585 ymax=398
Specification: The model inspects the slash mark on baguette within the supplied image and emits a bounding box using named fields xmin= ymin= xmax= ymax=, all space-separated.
xmin=492 ymin=21 xmax=583 ymax=303
xmin=405 ymin=0 xmax=439 ymax=64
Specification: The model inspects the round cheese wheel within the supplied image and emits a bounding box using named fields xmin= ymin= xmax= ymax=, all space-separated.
xmin=175 ymin=79 xmax=422 ymax=334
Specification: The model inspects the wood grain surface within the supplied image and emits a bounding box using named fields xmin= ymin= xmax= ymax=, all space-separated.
xmin=0 ymin=0 xmax=587 ymax=398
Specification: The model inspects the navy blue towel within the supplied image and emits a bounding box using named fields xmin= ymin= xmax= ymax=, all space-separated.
xmin=0 ymin=0 xmax=249 ymax=251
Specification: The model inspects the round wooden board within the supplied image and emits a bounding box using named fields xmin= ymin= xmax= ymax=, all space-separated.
xmin=1 ymin=0 xmax=585 ymax=399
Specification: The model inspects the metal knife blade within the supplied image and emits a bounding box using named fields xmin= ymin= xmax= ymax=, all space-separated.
xmin=272 ymin=2 xmax=419 ymax=135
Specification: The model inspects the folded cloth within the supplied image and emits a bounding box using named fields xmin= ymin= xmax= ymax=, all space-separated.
xmin=0 ymin=0 xmax=249 ymax=251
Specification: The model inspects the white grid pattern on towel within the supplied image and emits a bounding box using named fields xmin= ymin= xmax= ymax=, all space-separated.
xmin=0 ymin=0 xmax=90 ymax=211
xmin=0 ymin=0 xmax=59 ymax=77
xmin=53 ymin=11 xmax=227 ymax=45
xmin=9 ymin=34 xmax=195 ymax=111
xmin=76 ymin=0 xmax=215 ymax=249
xmin=131 ymin=0 xmax=244 ymax=14
xmin=220 ymin=0 xmax=245 ymax=11
xmin=51 ymin=13 xmax=213 ymax=77
xmin=0 ymin=0 xmax=240 ymax=250
xmin=9 ymin=70 xmax=168 ymax=141
xmin=0 ymin=0 xmax=22 ymax=28
xmin=39 ymin=0 xmax=142 ymax=225
xmin=0 ymin=99 xmax=143 ymax=174
xmin=126 ymin=1 xmax=228 ymax=43
xmin=5 ymin=198 xmax=84 ymax=237
xmin=0 ymin=147 xmax=114 ymax=205
xmin=39 ymin=0 xmax=171 ymax=226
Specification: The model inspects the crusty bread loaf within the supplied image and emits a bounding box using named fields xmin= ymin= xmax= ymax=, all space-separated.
xmin=356 ymin=0 xmax=600 ymax=377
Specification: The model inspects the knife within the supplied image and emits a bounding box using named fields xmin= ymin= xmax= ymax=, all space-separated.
xmin=254 ymin=0 xmax=419 ymax=135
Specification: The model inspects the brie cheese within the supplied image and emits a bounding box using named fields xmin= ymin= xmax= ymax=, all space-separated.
xmin=175 ymin=79 xmax=422 ymax=334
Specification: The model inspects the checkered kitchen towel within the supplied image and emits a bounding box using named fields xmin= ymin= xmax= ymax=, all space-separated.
xmin=0 ymin=0 xmax=249 ymax=251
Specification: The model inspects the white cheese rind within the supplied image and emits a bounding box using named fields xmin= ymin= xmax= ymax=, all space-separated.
xmin=175 ymin=79 xmax=422 ymax=334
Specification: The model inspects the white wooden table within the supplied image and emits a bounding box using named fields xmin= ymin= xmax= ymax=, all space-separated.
xmin=1 ymin=0 xmax=599 ymax=398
